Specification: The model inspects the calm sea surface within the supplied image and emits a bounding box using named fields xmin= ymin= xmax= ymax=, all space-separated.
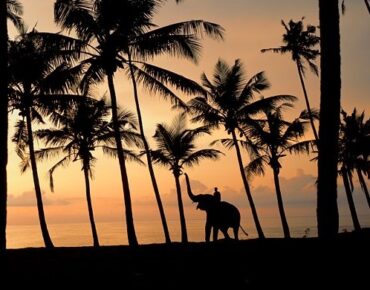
xmin=6 ymin=215 xmax=369 ymax=249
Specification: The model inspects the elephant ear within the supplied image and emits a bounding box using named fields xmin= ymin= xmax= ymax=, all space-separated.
xmin=196 ymin=194 xmax=217 ymax=211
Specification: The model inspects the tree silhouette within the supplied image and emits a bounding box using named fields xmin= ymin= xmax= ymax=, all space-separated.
xmin=317 ymin=0 xmax=341 ymax=238
xmin=32 ymin=98 xmax=143 ymax=247
xmin=151 ymin=113 xmax=221 ymax=243
xmin=244 ymin=104 xmax=315 ymax=238
xmin=338 ymin=109 xmax=370 ymax=231
xmin=188 ymin=59 xmax=296 ymax=239
xmin=54 ymin=0 xmax=223 ymax=246
xmin=120 ymin=2 xmax=223 ymax=244
xmin=0 ymin=0 xmax=23 ymax=251
xmin=9 ymin=31 xmax=82 ymax=248
xmin=261 ymin=19 xmax=320 ymax=142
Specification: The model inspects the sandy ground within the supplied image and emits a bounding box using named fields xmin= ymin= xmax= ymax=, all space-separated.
xmin=1 ymin=231 xmax=370 ymax=289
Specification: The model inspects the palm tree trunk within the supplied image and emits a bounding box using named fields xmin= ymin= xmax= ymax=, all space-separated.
xmin=341 ymin=167 xmax=361 ymax=231
xmin=272 ymin=167 xmax=291 ymax=238
xmin=357 ymin=168 xmax=370 ymax=208
xmin=365 ymin=0 xmax=370 ymax=14
xmin=127 ymin=52 xmax=171 ymax=244
xmin=317 ymin=0 xmax=340 ymax=238
xmin=231 ymin=130 xmax=265 ymax=239
xmin=174 ymin=173 xmax=188 ymax=243
xmin=296 ymin=61 xmax=319 ymax=142
xmin=107 ymin=73 xmax=138 ymax=247
xmin=82 ymin=160 xmax=99 ymax=247
xmin=0 ymin=0 xmax=8 ymax=251
xmin=25 ymin=109 xmax=53 ymax=248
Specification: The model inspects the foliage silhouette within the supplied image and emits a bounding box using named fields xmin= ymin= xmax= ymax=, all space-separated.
xmin=244 ymin=103 xmax=315 ymax=238
xmin=9 ymin=30 xmax=82 ymax=248
xmin=151 ymin=113 xmax=221 ymax=242
xmin=33 ymin=98 xmax=143 ymax=247
xmin=261 ymin=18 xmax=320 ymax=142
xmin=54 ymin=0 xmax=223 ymax=245
xmin=188 ymin=59 xmax=296 ymax=239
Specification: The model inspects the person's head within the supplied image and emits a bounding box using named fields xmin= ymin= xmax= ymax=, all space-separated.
xmin=213 ymin=188 xmax=221 ymax=202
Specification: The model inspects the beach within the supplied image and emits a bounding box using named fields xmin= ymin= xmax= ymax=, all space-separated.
xmin=2 ymin=231 xmax=370 ymax=289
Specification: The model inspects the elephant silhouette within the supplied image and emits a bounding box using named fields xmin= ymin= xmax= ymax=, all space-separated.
xmin=184 ymin=173 xmax=246 ymax=242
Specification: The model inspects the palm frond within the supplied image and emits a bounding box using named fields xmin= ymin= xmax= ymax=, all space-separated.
xmin=48 ymin=155 xmax=72 ymax=192
xmin=245 ymin=155 xmax=267 ymax=178
xmin=287 ymin=140 xmax=316 ymax=155
xmin=7 ymin=0 xmax=24 ymax=31
xmin=131 ymin=64 xmax=186 ymax=108
xmin=150 ymin=149 xmax=172 ymax=167
xmin=54 ymin=0 xmax=96 ymax=40
xmin=139 ymin=62 xmax=205 ymax=96
xmin=181 ymin=149 xmax=222 ymax=168
xmin=101 ymin=146 xmax=144 ymax=165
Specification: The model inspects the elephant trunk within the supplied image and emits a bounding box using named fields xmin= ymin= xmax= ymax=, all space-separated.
xmin=184 ymin=173 xmax=199 ymax=202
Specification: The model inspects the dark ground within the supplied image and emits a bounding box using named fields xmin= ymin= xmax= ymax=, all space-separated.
xmin=1 ymin=231 xmax=370 ymax=289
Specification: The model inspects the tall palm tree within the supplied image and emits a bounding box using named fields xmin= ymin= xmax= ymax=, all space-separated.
xmin=188 ymin=59 xmax=296 ymax=239
xmin=0 ymin=0 xmax=23 ymax=251
xmin=317 ymin=0 xmax=341 ymax=238
xmin=54 ymin=0 xmax=223 ymax=245
xmin=151 ymin=113 xmax=221 ymax=243
xmin=32 ymin=98 xmax=143 ymax=247
xmin=261 ymin=19 xmax=320 ymax=142
xmin=8 ymin=31 xmax=82 ymax=248
xmin=244 ymin=104 xmax=315 ymax=238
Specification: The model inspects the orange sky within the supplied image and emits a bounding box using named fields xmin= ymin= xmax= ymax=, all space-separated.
xmin=6 ymin=0 xmax=370 ymax=236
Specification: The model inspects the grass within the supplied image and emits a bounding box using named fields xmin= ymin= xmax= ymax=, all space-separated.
xmin=2 ymin=230 xmax=370 ymax=289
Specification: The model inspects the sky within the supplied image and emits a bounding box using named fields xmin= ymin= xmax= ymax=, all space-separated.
xmin=6 ymin=0 xmax=370 ymax=238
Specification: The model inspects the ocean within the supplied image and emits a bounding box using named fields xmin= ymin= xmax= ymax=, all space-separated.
xmin=6 ymin=215 xmax=367 ymax=248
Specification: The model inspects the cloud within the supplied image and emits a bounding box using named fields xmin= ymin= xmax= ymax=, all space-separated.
xmin=250 ymin=169 xmax=317 ymax=207
xmin=8 ymin=191 xmax=70 ymax=207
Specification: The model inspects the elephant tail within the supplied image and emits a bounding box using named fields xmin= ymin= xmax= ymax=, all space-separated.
xmin=239 ymin=225 xmax=249 ymax=237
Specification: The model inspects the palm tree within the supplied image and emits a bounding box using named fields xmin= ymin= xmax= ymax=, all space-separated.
xmin=340 ymin=109 xmax=370 ymax=208
xmin=32 ymin=98 xmax=143 ymax=247
xmin=188 ymin=59 xmax=296 ymax=239
xmin=54 ymin=0 xmax=223 ymax=246
xmin=317 ymin=0 xmax=341 ymax=238
xmin=8 ymin=31 xmax=82 ymax=248
xmin=244 ymin=104 xmax=315 ymax=238
xmin=0 ymin=0 xmax=23 ymax=251
xmin=151 ymin=113 xmax=221 ymax=243
xmin=261 ymin=19 xmax=320 ymax=142
xmin=338 ymin=109 xmax=370 ymax=231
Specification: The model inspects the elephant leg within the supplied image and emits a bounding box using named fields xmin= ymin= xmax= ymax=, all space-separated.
xmin=233 ymin=226 xmax=239 ymax=240
xmin=213 ymin=227 xmax=219 ymax=241
xmin=221 ymin=228 xmax=230 ymax=240
xmin=205 ymin=222 xmax=212 ymax=242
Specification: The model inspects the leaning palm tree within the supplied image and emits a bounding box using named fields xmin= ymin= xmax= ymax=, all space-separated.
xmin=188 ymin=59 xmax=296 ymax=239
xmin=244 ymin=104 xmax=315 ymax=238
xmin=337 ymin=109 xmax=370 ymax=232
xmin=0 ymin=0 xmax=23 ymax=251
xmin=151 ymin=113 xmax=221 ymax=243
xmin=261 ymin=19 xmax=320 ymax=142
xmin=8 ymin=31 xmax=82 ymax=248
xmin=340 ymin=109 xmax=370 ymax=208
xmin=54 ymin=0 xmax=224 ymax=245
xmin=32 ymin=98 xmax=143 ymax=247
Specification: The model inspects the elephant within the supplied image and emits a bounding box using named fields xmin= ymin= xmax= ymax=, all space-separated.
xmin=184 ymin=173 xmax=243 ymax=242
